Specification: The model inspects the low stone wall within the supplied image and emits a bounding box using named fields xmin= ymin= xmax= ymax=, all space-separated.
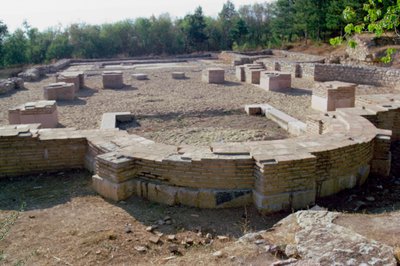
xmin=18 ymin=59 xmax=72 ymax=82
xmin=1 ymin=96 xmax=396 ymax=214
xmin=314 ymin=64 xmax=400 ymax=87
xmin=0 ymin=125 xmax=86 ymax=177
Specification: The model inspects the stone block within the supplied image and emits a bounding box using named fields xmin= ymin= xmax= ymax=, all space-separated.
xmin=146 ymin=182 xmax=178 ymax=205
xmin=102 ymin=71 xmax=124 ymax=89
xmin=44 ymin=82 xmax=75 ymax=100
xmin=235 ymin=66 xmax=245 ymax=82
xmin=312 ymin=81 xmax=356 ymax=112
xmin=202 ymin=68 xmax=225 ymax=84
xmin=57 ymin=71 xmax=84 ymax=92
xmin=244 ymin=105 xmax=262 ymax=116
xmin=92 ymin=174 xmax=135 ymax=201
xmin=171 ymin=72 xmax=185 ymax=79
xmin=8 ymin=100 xmax=58 ymax=128
xmin=132 ymin=73 xmax=148 ymax=80
xmin=259 ymin=71 xmax=292 ymax=91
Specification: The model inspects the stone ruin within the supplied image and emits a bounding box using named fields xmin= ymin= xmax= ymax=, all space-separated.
xmin=102 ymin=71 xmax=124 ymax=89
xmin=259 ymin=71 xmax=292 ymax=91
xmin=56 ymin=71 xmax=84 ymax=92
xmin=1 ymin=53 xmax=400 ymax=215
xmin=171 ymin=72 xmax=185 ymax=79
xmin=236 ymin=64 xmax=292 ymax=91
xmin=8 ymin=100 xmax=58 ymax=128
xmin=202 ymin=68 xmax=225 ymax=84
xmin=132 ymin=73 xmax=148 ymax=80
xmin=0 ymin=77 xmax=24 ymax=94
xmin=312 ymin=81 xmax=356 ymax=112
xmin=44 ymin=82 xmax=75 ymax=100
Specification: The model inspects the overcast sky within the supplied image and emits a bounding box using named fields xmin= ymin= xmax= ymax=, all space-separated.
xmin=1 ymin=0 xmax=271 ymax=32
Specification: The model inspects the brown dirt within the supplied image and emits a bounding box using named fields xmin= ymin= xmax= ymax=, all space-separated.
xmin=0 ymin=60 xmax=316 ymax=146
xmin=0 ymin=170 xmax=287 ymax=265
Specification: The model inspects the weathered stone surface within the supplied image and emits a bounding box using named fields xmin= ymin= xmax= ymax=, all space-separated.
xmin=292 ymin=211 xmax=396 ymax=265
xmin=0 ymin=77 xmax=24 ymax=94
xmin=259 ymin=71 xmax=292 ymax=91
xmin=18 ymin=68 xmax=40 ymax=81
xmin=171 ymin=72 xmax=185 ymax=79
xmin=202 ymin=68 xmax=225 ymax=84
xmin=44 ymin=82 xmax=75 ymax=100
xmin=8 ymin=100 xmax=58 ymax=128
xmin=103 ymin=71 xmax=124 ymax=89
xmin=312 ymin=81 xmax=356 ymax=112
xmin=132 ymin=73 xmax=148 ymax=80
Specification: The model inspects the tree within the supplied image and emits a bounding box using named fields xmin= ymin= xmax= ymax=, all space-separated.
xmin=181 ymin=7 xmax=208 ymax=52
xmin=218 ymin=0 xmax=238 ymax=49
xmin=330 ymin=0 xmax=399 ymax=62
xmin=230 ymin=18 xmax=248 ymax=46
xmin=0 ymin=21 xmax=8 ymax=66
xmin=3 ymin=29 xmax=28 ymax=66
xmin=46 ymin=32 xmax=73 ymax=60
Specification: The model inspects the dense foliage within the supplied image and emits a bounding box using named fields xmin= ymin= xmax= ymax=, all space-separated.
xmin=0 ymin=0 xmax=381 ymax=67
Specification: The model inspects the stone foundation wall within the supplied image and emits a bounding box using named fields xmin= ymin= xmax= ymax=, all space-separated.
xmin=0 ymin=127 xmax=86 ymax=177
xmin=314 ymin=64 xmax=400 ymax=87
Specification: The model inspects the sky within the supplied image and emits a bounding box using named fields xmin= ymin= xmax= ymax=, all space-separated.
xmin=1 ymin=0 xmax=270 ymax=32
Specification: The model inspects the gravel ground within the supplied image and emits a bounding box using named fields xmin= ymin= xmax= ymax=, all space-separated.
xmin=0 ymin=60 xmax=318 ymax=145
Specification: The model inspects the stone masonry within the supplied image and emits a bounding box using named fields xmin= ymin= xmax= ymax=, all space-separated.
xmin=102 ymin=71 xmax=124 ymax=89
xmin=312 ymin=81 xmax=356 ymax=112
xmin=56 ymin=71 xmax=84 ymax=92
xmin=202 ymin=68 xmax=225 ymax=84
xmin=8 ymin=100 xmax=58 ymax=128
xmin=0 ymin=95 xmax=396 ymax=214
xmin=259 ymin=71 xmax=292 ymax=91
xmin=44 ymin=82 xmax=75 ymax=101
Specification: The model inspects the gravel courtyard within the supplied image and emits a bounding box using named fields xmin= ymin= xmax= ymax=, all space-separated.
xmin=0 ymin=60 xmax=318 ymax=145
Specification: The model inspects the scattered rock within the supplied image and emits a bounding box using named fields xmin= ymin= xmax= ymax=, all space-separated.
xmin=95 ymin=250 xmax=101 ymax=255
xmin=285 ymin=244 xmax=298 ymax=258
xmin=167 ymin=235 xmax=176 ymax=241
xmin=212 ymin=250 xmax=224 ymax=258
xmin=183 ymin=238 xmax=194 ymax=246
xmin=134 ymin=246 xmax=147 ymax=253
xmin=146 ymin=225 xmax=158 ymax=232
xmin=217 ymin=235 xmax=229 ymax=242
xmin=206 ymin=233 xmax=213 ymax=239
xmin=162 ymin=256 xmax=177 ymax=261
xmin=125 ymin=224 xmax=132 ymax=234
xmin=149 ymin=236 xmax=161 ymax=244
xmin=157 ymin=220 xmax=165 ymax=226
xmin=272 ymin=258 xmax=298 ymax=266
xmin=28 ymin=215 xmax=36 ymax=219
xmin=165 ymin=220 xmax=172 ymax=225
xmin=254 ymin=239 xmax=266 ymax=245
xmin=164 ymin=216 xmax=171 ymax=221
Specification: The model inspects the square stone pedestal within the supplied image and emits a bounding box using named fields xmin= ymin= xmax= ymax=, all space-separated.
xmin=56 ymin=71 xmax=84 ymax=92
xmin=44 ymin=82 xmax=75 ymax=100
xmin=312 ymin=81 xmax=356 ymax=112
xmin=202 ymin=68 xmax=225 ymax=84
xmin=8 ymin=100 xmax=58 ymax=128
xmin=260 ymin=71 xmax=292 ymax=91
xmin=103 ymin=71 xmax=124 ymax=89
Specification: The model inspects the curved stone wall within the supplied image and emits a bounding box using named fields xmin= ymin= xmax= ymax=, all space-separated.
xmin=0 ymin=97 xmax=395 ymax=213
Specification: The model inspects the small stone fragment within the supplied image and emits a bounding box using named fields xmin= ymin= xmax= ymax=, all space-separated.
xmin=134 ymin=246 xmax=147 ymax=253
xmin=212 ymin=250 xmax=224 ymax=258
xmin=217 ymin=235 xmax=229 ymax=242
xmin=149 ymin=236 xmax=161 ymax=244
xmin=167 ymin=235 xmax=176 ymax=241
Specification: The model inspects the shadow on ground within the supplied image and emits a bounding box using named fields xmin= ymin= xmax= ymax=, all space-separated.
xmin=0 ymin=170 xmax=285 ymax=238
